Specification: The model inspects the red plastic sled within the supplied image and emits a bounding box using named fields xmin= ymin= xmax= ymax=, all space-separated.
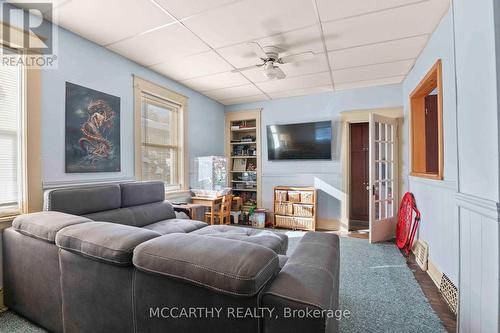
xmin=396 ymin=192 xmax=421 ymax=255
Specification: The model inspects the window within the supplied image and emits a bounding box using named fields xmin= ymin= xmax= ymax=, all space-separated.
xmin=0 ymin=63 xmax=22 ymax=217
xmin=134 ymin=76 xmax=187 ymax=192
xmin=409 ymin=59 xmax=443 ymax=180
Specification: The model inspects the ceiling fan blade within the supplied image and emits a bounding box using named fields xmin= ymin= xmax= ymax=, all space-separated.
xmin=249 ymin=42 xmax=268 ymax=59
xmin=275 ymin=67 xmax=286 ymax=80
xmin=279 ymin=51 xmax=315 ymax=64
xmin=231 ymin=64 xmax=263 ymax=73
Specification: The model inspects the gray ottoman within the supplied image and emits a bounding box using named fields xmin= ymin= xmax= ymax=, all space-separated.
xmin=191 ymin=225 xmax=288 ymax=255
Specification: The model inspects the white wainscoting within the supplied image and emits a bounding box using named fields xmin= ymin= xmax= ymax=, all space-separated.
xmin=456 ymin=193 xmax=499 ymax=333
xmin=409 ymin=176 xmax=459 ymax=284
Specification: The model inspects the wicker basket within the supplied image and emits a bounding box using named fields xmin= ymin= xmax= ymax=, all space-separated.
xmin=300 ymin=191 xmax=314 ymax=204
xmin=275 ymin=190 xmax=288 ymax=202
xmin=293 ymin=204 xmax=314 ymax=217
xmin=274 ymin=202 xmax=293 ymax=215
xmin=275 ymin=215 xmax=295 ymax=229
xmin=294 ymin=217 xmax=314 ymax=230
xmin=288 ymin=191 xmax=301 ymax=203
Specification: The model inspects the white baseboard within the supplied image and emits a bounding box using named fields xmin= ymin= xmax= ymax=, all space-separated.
xmin=317 ymin=218 xmax=340 ymax=231
xmin=427 ymin=258 xmax=443 ymax=289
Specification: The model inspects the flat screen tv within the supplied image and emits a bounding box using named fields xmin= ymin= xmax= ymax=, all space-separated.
xmin=267 ymin=121 xmax=332 ymax=160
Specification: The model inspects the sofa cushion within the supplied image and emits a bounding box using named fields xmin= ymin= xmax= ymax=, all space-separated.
xmin=44 ymin=185 xmax=121 ymax=215
xmin=82 ymin=201 xmax=176 ymax=228
xmin=142 ymin=219 xmax=207 ymax=235
xmin=55 ymin=222 xmax=160 ymax=266
xmin=83 ymin=208 xmax=136 ymax=226
xmin=120 ymin=181 xmax=164 ymax=207
xmin=12 ymin=211 xmax=91 ymax=243
xmin=191 ymin=225 xmax=288 ymax=255
xmin=133 ymin=233 xmax=279 ymax=296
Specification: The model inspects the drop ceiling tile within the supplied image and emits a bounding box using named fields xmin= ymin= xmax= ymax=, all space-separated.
xmin=203 ymin=84 xmax=262 ymax=100
xmin=182 ymin=0 xmax=317 ymax=48
xmin=316 ymin=0 xmax=422 ymax=22
xmin=155 ymin=0 xmax=241 ymax=19
xmin=329 ymin=35 xmax=428 ymax=70
xmin=269 ymin=85 xmax=333 ymax=99
xmin=52 ymin=0 xmax=175 ymax=45
xmin=333 ymin=59 xmax=414 ymax=84
xmin=256 ymin=72 xmax=331 ymax=94
xmin=220 ymin=94 xmax=269 ymax=105
xmin=242 ymin=55 xmax=330 ymax=83
xmin=217 ymin=25 xmax=324 ymax=69
xmin=150 ymin=51 xmax=232 ymax=81
xmin=181 ymin=71 xmax=250 ymax=91
xmin=334 ymin=76 xmax=404 ymax=90
xmin=323 ymin=0 xmax=449 ymax=50
xmin=107 ymin=24 xmax=210 ymax=67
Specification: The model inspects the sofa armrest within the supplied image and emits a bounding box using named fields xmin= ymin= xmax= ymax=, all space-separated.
xmin=12 ymin=211 xmax=92 ymax=243
xmin=262 ymin=232 xmax=340 ymax=333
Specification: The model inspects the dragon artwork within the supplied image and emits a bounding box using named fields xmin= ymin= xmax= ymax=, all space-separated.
xmin=78 ymin=99 xmax=116 ymax=165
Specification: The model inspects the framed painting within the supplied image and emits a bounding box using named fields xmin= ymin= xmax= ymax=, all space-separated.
xmin=65 ymin=82 xmax=121 ymax=172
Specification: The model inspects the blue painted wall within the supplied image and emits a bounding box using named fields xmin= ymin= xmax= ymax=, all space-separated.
xmin=225 ymin=85 xmax=403 ymax=229
xmin=40 ymin=25 xmax=225 ymax=186
xmin=402 ymin=10 xmax=459 ymax=284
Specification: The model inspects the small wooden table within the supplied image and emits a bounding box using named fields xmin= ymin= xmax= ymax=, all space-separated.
xmin=190 ymin=196 xmax=224 ymax=225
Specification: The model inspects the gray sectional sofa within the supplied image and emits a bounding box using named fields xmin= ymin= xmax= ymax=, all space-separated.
xmin=3 ymin=181 xmax=340 ymax=333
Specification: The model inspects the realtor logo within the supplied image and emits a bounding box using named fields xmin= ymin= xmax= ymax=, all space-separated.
xmin=1 ymin=1 xmax=58 ymax=68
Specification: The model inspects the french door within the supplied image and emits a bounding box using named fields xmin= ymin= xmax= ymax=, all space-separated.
xmin=369 ymin=113 xmax=398 ymax=243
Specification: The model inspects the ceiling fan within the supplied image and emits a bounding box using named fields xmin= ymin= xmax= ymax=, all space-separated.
xmin=231 ymin=42 xmax=315 ymax=80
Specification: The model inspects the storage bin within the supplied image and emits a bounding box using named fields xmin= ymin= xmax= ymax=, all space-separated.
xmin=294 ymin=217 xmax=314 ymax=230
xmin=275 ymin=215 xmax=295 ymax=229
xmin=275 ymin=190 xmax=288 ymax=202
xmin=300 ymin=191 xmax=314 ymax=204
xmin=293 ymin=204 xmax=314 ymax=217
xmin=275 ymin=202 xmax=293 ymax=215
xmin=288 ymin=191 xmax=301 ymax=203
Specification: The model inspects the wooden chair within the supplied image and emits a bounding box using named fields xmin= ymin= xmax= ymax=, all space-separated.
xmin=204 ymin=194 xmax=232 ymax=225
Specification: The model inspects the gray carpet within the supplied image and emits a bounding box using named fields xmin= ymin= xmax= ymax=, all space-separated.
xmin=0 ymin=232 xmax=445 ymax=333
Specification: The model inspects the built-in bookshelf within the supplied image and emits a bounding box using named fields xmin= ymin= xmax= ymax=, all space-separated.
xmin=225 ymin=110 xmax=262 ymax=216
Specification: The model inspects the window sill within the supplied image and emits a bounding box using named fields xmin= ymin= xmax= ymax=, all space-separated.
xmin=410 ymin=172 xmax=443 ymax=181
xmin=0 ymin=215 xmax=16 ymax=230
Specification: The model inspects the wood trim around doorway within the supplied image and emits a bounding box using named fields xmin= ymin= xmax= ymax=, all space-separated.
xmin=340 ymin=107 xmax=403 ymax=232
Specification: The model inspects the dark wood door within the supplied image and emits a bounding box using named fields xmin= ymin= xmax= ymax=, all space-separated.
xmin=425 ymin=94 xmax=439 ymax=173
xmin=350 ymin=123 xmax=369 ymax=221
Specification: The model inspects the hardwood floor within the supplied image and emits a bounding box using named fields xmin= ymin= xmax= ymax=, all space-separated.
xmin=403 ymin=251 xmax=457 ymax=332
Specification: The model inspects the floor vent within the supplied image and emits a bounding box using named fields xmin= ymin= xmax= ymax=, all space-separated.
xmin=439 ymin=274 xmax=458 ymax=315
xmin=413 ymin=240 xmax=429 ymax=271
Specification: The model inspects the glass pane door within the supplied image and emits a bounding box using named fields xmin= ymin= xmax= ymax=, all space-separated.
xmin=369 ymin=114 xmax=398 ymax=243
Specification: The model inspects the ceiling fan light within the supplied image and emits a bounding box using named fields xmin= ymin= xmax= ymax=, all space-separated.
xmin=263 ymin=62 xmax=279 ymax=79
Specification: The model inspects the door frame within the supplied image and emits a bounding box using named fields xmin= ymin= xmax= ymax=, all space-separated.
xmin=340 ymin=107 xmax=403 ymax=233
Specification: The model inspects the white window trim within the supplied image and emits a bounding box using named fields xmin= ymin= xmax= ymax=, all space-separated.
xmin=133 ymin=75 xmax=189 ymax=193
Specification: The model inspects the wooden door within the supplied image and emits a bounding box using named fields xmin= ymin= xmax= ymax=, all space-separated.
xmin=425 ymin=94 xmax=439 ymax=173
xmin=369 ymin=114 xmax=398 ymax=243
xmin=350 ymin=123 xmax=369 ymax=221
